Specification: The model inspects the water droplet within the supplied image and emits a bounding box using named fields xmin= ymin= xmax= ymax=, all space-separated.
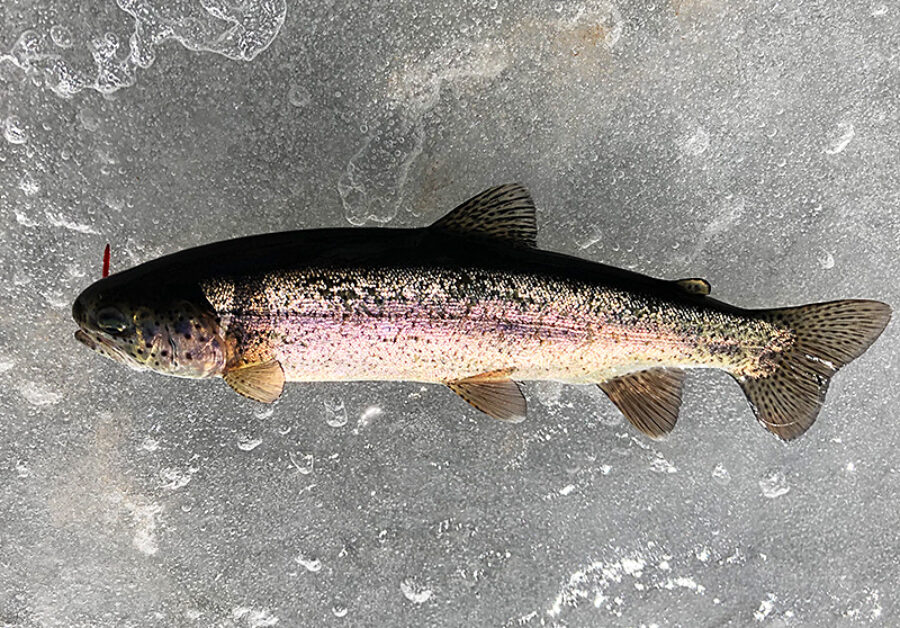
xmin=78 ymin=107 xmax=100 ymax=132
xmin=824 ymin=122 xmax=855 ymax=155
xmin=331 ymin=605 xmax=348 ymax=618
xmin=289 ymin=452 xmax=314 ymax=474
xmin=237 ymin=435 xmax=263 ymax=451
xmin=18 ymin=381 xmax=62 ymax=406
xmin=104 ymin=192 xmax=124 ymax=211
xmin=817 ymin=249 xmax=835 ymax=269
xmin=15 ymin=460 xmax=30 ymax=478
xmin=295 ymin=553 xmax=322 ymax=572
xmin=18 ymin=173 xmax=40 ymax=196
xmin=136 ymin=435 xmax=158 ymax=453
xmin=680 ymin=126 xmax=710 ymax=156
xmin=50 ymin=24 xmax=73 ymax=48
xmin=759 ymin=470 xmax=790 ymax=498
xmin=288 ymin=84 xmax=311 ymax=108
xmin=324 ymin=399 xmax=348 ymax=428
xmin=649 ymin=454 xmax=677 ymax=474
xmin=159 ymin=467 xmax=192 ymax=490
xmin=4 ymin=117 xmax=28 ymax=144
xmin=712 ymin=463 xmax=731 ymax=485
xmin=359 ymin=405 xmax=382 ymax=426
xmin=400 ymin=578 xmax=434 ymax=604
xmin=253 ymin=406 xmax=275 ymax=420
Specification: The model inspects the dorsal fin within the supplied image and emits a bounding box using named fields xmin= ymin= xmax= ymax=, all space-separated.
xmin=430 ymin=183 xmax=537 ymax=247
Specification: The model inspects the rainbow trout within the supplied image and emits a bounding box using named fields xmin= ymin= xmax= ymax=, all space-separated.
xmin=72 ymin=184 xmax=890 ymax=440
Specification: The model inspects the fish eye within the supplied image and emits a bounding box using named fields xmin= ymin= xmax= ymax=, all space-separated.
xmin=96 ymin=307 xmax=129 ymax=334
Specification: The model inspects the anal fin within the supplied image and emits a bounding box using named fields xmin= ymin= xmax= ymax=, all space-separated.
xmin=448 ymin=373 xmax=526 ymax=423
xmin=224 ymin=359 xmax=285 ymax=403
xmin=599 ymin=368 xmax=685 ymax=438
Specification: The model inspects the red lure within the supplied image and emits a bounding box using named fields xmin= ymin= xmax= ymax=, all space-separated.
xmin=102 ymin=244 xmax=110 ymax=278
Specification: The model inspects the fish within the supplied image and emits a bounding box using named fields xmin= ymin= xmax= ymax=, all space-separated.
xmin=72 ymin=184 xmax=891 ymax=440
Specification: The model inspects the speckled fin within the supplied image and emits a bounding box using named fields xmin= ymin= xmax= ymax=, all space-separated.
xmin=675 ymin=278 xmax=711 ymax=296
xmin=224 ymin=359 xmax=285 ymax=403
xmin=448 ymin=376 xmax=527 ymax=423
xmin=430 ymin=183 xmax=537 ymax=246
xmin=599 ymin=368 xmax=685 ymax=438
xmin=738 ymin=299 xmax=891 ymax=440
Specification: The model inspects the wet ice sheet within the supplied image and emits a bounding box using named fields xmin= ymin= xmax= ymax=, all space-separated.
xmin=1 ymin=0 xmax=898 ymax=626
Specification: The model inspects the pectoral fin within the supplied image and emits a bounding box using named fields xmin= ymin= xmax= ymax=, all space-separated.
xmin=224 ymin=360 xmax=285 ymax=403
xmin=599 ymin=368 xmax=685 ymax=438
xmin=448 ymin=375 xmax=527 ymax=423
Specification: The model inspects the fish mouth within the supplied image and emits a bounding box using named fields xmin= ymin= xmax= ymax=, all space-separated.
xmin=74 ymin=329 xmax=97 ymax=350
xmin=74 ymin=328 xmax=147 ymax=371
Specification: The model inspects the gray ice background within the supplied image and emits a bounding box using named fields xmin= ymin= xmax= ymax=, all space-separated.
xmin=1 ymin=0 xmax=898 ymax=626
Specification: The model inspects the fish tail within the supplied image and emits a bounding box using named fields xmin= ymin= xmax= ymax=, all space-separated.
xmin=736 ymin=299 xmax=891 ymax=440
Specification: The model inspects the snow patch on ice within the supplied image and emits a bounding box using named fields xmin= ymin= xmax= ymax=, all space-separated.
xmin=232 ymin=606 xmax=279 ymax=627
xmin=546 ymin=549 xmax=705 ymax=619
xmin=400 ymin=578 xmax=434 ymax=604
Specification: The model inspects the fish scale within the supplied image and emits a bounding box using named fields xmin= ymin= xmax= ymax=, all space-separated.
xmin=202 ymin=267 xmax=785 ymax=385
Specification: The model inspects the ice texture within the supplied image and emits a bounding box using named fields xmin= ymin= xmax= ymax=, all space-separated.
xmin=1 ymin=0 xmax=898 ymax=626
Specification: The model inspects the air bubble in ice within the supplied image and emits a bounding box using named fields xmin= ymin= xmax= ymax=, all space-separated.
xmin=824 ymin=122 xmax=854 ymax=155
xmin=288 ymin=84 xmax=311 ymax=108
xmin=650 ymin=454 xmax=677 ymax=474
xmin=4 ymin=117 xmax=28 ymax=145
xmin=331 ymin=605 xmax=348 ymax=618
xmin=680 ymin=126 xmax=710 ymax=156
xmin=237 ymin=435 xmax=263 ymax=451
xmin=295 ymin=553 xmax=322 ymax=572
xmin=324 ymin=398 xmax=348 ymax=427
xmin=141 ymin=437 xmax=160 ymax=452
xmin=19 ymin=381 xmax=62 ymax=406
xmin=400 ymin=578 xmax=434 ymax=604
xmin=759 ymin=471 xmax=790 ymax=498
xmin=159 ymin=467 xmax=192 ymax=490
xmin=289 ymin=452 xmax=314 ymax=474
xmin=50 ymin=25 xmax=73 ymax=48
xmin=254 ymin=407 xmax=275 ymax=420
xmin=18 ymin=173 xmax=40 ymax=197
xmin=817 ymin=250 xmax=835 ymax=270
xmin=78 ymin=107 xmax=101 ymax=132
xmin=359 ymin=405 xmax=382 ymax=426
xmin=711 ymin=464 xmax=731 ymax=485
xmin=16 ymin=460 xmax=30 ymax=478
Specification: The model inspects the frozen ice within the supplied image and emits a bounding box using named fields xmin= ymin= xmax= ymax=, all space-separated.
xmin=2 ymin=0 xmax=898 ymax=626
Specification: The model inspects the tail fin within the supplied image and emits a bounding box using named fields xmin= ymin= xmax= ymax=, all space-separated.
xmin=737 ymin=299 xmax=891 ymax=440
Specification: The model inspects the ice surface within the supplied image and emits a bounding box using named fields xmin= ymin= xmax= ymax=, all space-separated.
xmin=1 ymin=0 xmax=898 ymax=625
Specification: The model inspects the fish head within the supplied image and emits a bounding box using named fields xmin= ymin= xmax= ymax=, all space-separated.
xmin=73 ymin=274 xmax=226 ymax=379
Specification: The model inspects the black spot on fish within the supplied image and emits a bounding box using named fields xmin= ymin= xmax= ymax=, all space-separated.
xmin=185 ymin=353 xmax=192 ymax=360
